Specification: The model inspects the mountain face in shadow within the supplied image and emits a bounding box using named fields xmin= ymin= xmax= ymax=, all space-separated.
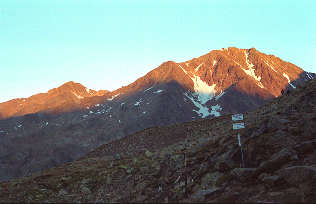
xmin=0 ymin=47 xmax=315 ymax=181
xmin=1 ymin=78 xmax=315 ymax=203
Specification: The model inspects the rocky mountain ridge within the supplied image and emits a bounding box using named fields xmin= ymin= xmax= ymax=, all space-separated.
xmin=1 ymin=47 xmax=314 ymax=120
xmin=0 ymin=81 xmax=110 ymax=119
xmin=0 ymin=47 xmax=315 ymax=182
xmin=0 ymin=78 xmax=315 ymax=203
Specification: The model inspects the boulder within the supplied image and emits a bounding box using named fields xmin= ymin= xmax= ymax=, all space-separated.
xmin=294 ymin=139 xmax=316 ymax=154
xmin=278 ymin=166 xmax=316 ymax=185
xmin=80 ymin=185 xmax=91 ymax=194
xmin=231 ymin=168 xmax=257 ymax=182
xmin=191 ymin=188 xmax=221 ymax=202
xmin=145 ymin=150 xmax=153 ymax=158
xmin=260 ymin=174 xmax=281 ymax=186
xmin=200 ymin=171 xmax=223 ymax=188
xmin=266 ymin=188 xmax=302 ymax=203
xmin=57 ymin=189 xmax=68 ymax=196
xmin=215 ymin=160 xmax=235 ymax=172
xmin=256 ymin=148 xmax=294 ymax=174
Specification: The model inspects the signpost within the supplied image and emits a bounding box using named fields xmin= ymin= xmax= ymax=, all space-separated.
xmin=233 ymin=123 xmax=245 ymax=130
xmin=232 ymin=113 xmax=243 ymax=121
xmin=232 ymin=114 xmax=245 ymax=168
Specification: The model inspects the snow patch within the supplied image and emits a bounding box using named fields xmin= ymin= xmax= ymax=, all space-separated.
xmin=142 ymin=111 xmax=146 ymax=114
xmin=73 ymin=92 xmax=83 ymax=99
xmin=45 ymin=122 xmax=48 ymax=126
xmin=89 ymin=111 xmax=94 ymax=114
xmin=283 ymin=73 xmax=296 ymax=89
xmin=180 ymin=64 xmax=217 ymax=104
xmin=178 ymin=64 xmax=188 ymax=75
xmin=244 ymin=51 xmax=255 ymax=69
xmin=306 ymin=72 xmax=314 ymax=79
xmin=118 ymin=120 xmax=121 ymax=123
xmin=86 ymin=88 xmax=91 ymax=94
xmin=213 ymin=60 xmax=217 ymax=66
xmin=95 ymin=104 xmax=100 ymax=107
xmin=184 ymin=93 xmax=210 ymax=118
xmin=195 ymin=63 xmax=203 ymax=72
xmin=191 ymin=75 xmax=217 ymax=104
xmin=233 ymin=60 xmax=242 ymax=67
xmin=185 ymin=63 xmax=190 ymax=67
xmin=105 ymin=107 xmax=112 ymax=112
xmin=82 ymin=115 xmax=89 ymax=118
xmin=210 ymin=104 xmax=222 ymax=117
xmin=184 ymin=93 xmax=222 ymax=118
xmin=215 ymin=91 xmax=225 ymax=101
xmin=121 ymin=102 xmax=125 ymax=106
xmin=264 ymin=61 xmax=277 ymax=72
xmin=134 ymin=98 xmax=143 ymax=106
xmin=243 ymin=52 xmax=264 ymax=88
xmin=86 ymin=107 xmax=90 ymax=109
xmin=144 ymin=86 xmax=154 ymax=92
xmin=17 ymin=124 xmax=22 ymax=128
xmin=153 ymin=89 xmax=164 ymax=94
xmin=107 ymin=93 xmax=120 ymax=101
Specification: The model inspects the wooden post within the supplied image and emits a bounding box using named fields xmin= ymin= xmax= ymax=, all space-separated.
xmin=232 ymin=114 xmax=246 ymax=168
xmin=184 ymin=152 xmax=188 ymax=198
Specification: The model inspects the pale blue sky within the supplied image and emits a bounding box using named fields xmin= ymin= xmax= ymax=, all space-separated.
xmin=1 ymin=0 xmax=315 ymax=102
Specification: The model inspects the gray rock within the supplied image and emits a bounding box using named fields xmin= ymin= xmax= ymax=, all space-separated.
xmin=231 ymin=168 xmax=257 ymax=182
xmin=145 ymin=150 xmax=153 ymax=158
xmin=215 ymin=160 xmax=235 ymax=172
xmin=81 ymin=178 xmax=92 ymax=184
xmin=266 ymin=188 xmax=302 ymax=203
xmin=278 ymin=118 xmax=291 ymax=124
xmin=261 ymin=174 xmax=281 ymax=185
xmin=294 ymin=139 xmax=316 ymax=154
xmin=80 ymin=185 xmax=91 ymax=194
xmin=257 ymin=148 xmax=294 ymax=174
xmin=278 ymin=166 xmax=316 ymax=185
xmin=200 ymin=171 xmax=223 ymax=188
xmin=191 ymin=188 xmax=221 ymax=202
xmin=114 ymin=154 xmax=121 ymax=160
xmin=57 ymin=189 xmax=68 ymax=196
xmin=101 ymin=155 xmax=114 ymax=161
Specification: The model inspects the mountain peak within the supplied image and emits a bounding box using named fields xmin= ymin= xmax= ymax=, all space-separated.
xmin=160 ymin=60 xmax=177 ymax=66
xmin=58 ymin=81 xmax=85 ymax=90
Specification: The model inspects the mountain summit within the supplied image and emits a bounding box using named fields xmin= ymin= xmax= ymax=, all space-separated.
xmin=0 ymin=47 xmax=314 ymax=181
xmin=0 ymin=81 xmax=109 ymax=119
xmin=112 ymin=47 xmax=314 ymax=116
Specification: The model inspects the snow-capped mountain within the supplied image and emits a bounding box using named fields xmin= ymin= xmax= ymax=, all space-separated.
xmin=0 ymin=47 xmax=314 ymax=181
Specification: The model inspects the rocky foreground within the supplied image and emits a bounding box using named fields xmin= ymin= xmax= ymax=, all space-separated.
xmin=0 ymin=79 xmax=315 ymax=203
